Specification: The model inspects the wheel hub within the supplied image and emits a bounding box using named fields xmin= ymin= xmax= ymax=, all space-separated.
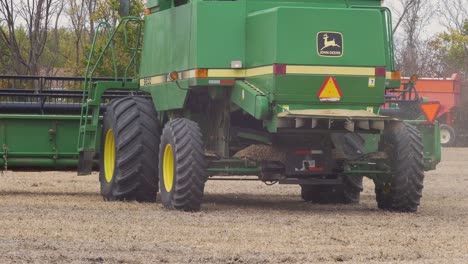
xmin=440 ymin=128 xmax=451 ymax=144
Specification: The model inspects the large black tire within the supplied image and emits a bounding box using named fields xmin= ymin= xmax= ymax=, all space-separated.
xmin=159 ymin=118 xmax=207 ymax=211
xmin=99 ymin=97 xmax=160 ymax=202
xmin=375 ymin=122 xmax=425 ymax=212
xmin=440 ymin=124 xmax=456 ymax=147
xmin=300 ymin=175 xmax=362 ymax=204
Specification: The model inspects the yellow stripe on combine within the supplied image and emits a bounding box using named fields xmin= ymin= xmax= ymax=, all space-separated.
xmin=287 ymin=65 xmax=375 ymax=76
xmin=385 ymin=72 xmax=392 ymax=79
xmin=208 ymin=65 xmax=375 ymax=78
xmin=246 ymin=65 xmax=275 ymax=77
xmin=207 ymin=65 xmax=274 ymax=78
xmin=140 ymin=65 xmax=385 ymax=87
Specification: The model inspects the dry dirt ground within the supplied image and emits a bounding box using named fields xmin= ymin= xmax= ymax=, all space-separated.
xmin=0 ymin=148 xmax=467 ymax=264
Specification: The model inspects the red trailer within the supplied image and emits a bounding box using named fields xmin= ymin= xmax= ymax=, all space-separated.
xmin=401 ymin=73 xmax=466 ymax=146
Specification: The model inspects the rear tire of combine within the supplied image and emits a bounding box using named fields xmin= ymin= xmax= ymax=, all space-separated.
xmin=440 ymin=124 xmax=455 ymax=147
xmin=99 ymin=97 xmax=161 ymax=202
xmin=300 ymin=175 xmax=362 ymax=204
xmin=159 ymin=118 xmax=207 ymax=212
xmin=375 ymin=122 xmax=424 ymax=212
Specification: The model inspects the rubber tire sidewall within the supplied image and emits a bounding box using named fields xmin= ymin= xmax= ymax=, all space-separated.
xmin=440 ymin=124 xmax=455 ymax=147
xmin=376 ymin=122 xmax=425 ymax=212
xmin=158 ymin=118 xmax=207 ymax=211
xmin=99 ymin=97 xmax=161 ymax=202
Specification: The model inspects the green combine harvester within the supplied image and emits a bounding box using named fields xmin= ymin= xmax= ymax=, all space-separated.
xmin=0 ymin=0 xmax=441 ymax=212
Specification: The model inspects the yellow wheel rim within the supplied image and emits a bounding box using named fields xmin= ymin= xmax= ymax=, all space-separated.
xmin=104 ymin=129 xmax=115 ymax=183
xmin=163 ymin=144 xmax=174 ymax=192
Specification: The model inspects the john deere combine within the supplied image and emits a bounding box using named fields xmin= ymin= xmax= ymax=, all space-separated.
xmin=1 ymin=0 xmax=441 ymax=212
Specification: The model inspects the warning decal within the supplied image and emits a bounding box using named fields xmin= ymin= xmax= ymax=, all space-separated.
xmin=318 ymin=77 xmax=342 ymax=102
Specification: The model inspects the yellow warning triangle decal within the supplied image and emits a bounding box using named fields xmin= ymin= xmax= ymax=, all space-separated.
xmin=318 ymin=77 xmax=342 ymax=102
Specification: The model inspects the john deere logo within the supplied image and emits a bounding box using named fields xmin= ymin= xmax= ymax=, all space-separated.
xmin=317 ymin=32 xmax=343 ymax=57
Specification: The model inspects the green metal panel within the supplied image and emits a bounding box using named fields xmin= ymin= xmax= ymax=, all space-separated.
xmin=147 ymin=0 xmax=161 ymax=8
xmin=140 ymin=1 xmax=247 ymax=111
xmin=245 ymin=75 xmax=385 ymax=105
xmin=194 ymin=1 xmax=246 ymax=68
xmin=140 ymin=3 xmax=193 ymax=110
xmin=405 ymin=120 xmax=442 ymax=171
xmin=144 ymin=81 xmax=189 ymax=111
xmin=0 ymin=115 xmax=86 ymax=169
xmin=246 ymin=7 xmax=387 ymax=67
xmin=232 ymin=81 xmax=270 ymax=120
xmin=140 ymin=5 xmax=191 ymax=77
xmin=243 ymin=0 xmax=382 ymax=14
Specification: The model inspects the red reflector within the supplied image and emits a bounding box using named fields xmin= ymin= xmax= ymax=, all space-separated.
xmin=308 ymin=167 xmax=324 ymax=172
xmin=273 ymin=64 xmax=286 ymax=75
xmin=375 ymin=67 xmax=386 ymax=77
xmin=220 ymin=80 xmax=236 ymax=85
xmin=420 ymin=101 xmax=441 ymax=123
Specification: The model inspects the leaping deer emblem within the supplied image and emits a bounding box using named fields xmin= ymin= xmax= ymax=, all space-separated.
xmin=321 ymin=33 xmax=341 ymax=51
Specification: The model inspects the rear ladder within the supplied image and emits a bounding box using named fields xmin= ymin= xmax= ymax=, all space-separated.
xmin=78 ymin=17 xmax=144 ymax=175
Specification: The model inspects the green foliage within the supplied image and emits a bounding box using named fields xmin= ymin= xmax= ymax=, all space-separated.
xmin=431 ymin=20 xmax=468 ymax=79
xmin=0 ymin=25 xmax=30 ymax=75
xmin=0 ymin=0 xmax=144 ymax=78
xmin=85 ymin=0 xmax=145 ymax=78
xmin=0 ymin=30 xmax=11 ymax=74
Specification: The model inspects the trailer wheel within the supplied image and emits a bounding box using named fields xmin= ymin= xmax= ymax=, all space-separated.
xmin=300 ymin=175 xmax=362 ymax=204
xmin=375 ymin=122 xmax=424 ymax=212
xmin=99 ymin=97 xmax=160 ymax=202
xmin=440 ymin=124 xmax=455 ymax=147
xmin=159 ymin=118 xmax=207 ymax=212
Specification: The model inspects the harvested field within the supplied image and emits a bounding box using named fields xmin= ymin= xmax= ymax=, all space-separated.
xmin=0 ymin=148 xmax=467 ymax=263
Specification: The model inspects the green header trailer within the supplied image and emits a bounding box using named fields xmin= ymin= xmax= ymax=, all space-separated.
xmin=1 ymin=0 xmax=441 ymax=212
xmin=0 ymin=76 xmax=144 ymax=169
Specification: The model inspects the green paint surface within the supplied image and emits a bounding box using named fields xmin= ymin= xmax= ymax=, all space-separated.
xmin=140 ymin=0 xmax=390 ymax=111
xmin=0 ymin=115 xmax=85 ymax=168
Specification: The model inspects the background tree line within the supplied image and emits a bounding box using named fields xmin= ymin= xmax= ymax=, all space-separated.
xmin=0 ymin=0 xmax=466 ymax=79
xmin=390 ymin=0 xmax=468 ymax=79
xmin=0 ymin=0 xmax=144 ymax=77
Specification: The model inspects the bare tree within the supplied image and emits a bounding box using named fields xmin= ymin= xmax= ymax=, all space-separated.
xmin=66 ymin=0 xmax=88 ymax=72
xmin=392 ymin=0 xmax=433 ymax=76
xmin=86 ymin=0 xmax=97 ymax=43
xmin=439 ymin=0 xmax=468 ymax=32
xmin=43 ymin=1 xmax=64 ymax=76
xmin=392 ymin=0 xmax=417 ymax=34
xmin=0 ymin=0 xmax=63 ymax=75
xmin=0 ymin=0 xmax=28 ymax=74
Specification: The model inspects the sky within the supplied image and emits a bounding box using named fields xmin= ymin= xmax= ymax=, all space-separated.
xmin=383 ymin=0 xmax=447 ymax=39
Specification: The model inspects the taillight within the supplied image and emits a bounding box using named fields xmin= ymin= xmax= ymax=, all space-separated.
xmin=273 ymin=64 xmax=286 ymax=75
xmin=375 ymin=67 xmax=386 ymax=77
xmin=390 ymin=70 xmax=402 ymax=80
xmin=195 ymin=69 xmax=208 ymax=78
